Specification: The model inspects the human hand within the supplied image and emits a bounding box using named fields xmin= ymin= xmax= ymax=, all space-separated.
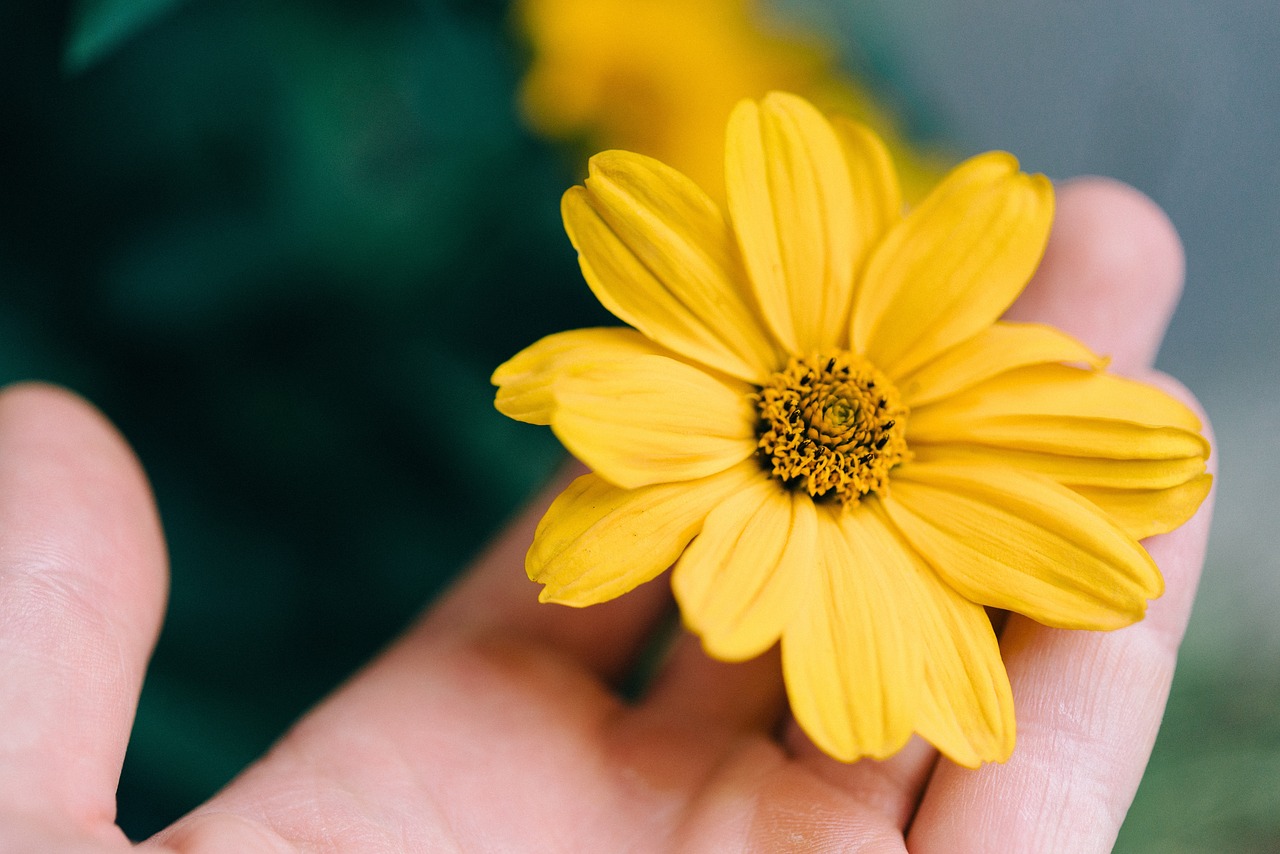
xmin=0 ymin=178 xmax=1213 ymax=852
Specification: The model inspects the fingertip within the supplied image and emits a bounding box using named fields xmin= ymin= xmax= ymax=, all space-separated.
xmin=0 ymin=381 xmax=168 ymax=609
xmin=1004 ymin=177 xmax=1185 ymax=374
xmin=1 ymin=381 xmax=150 ymax=485
xmin=0 ymin=381 xmax=168 ymax=826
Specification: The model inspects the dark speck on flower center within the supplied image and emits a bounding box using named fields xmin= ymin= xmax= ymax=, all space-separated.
xmin=754 ymin=351 xmax=910 ymax=505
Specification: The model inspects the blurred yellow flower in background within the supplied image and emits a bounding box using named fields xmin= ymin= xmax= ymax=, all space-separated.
xmin=493 ymin=93 xmax=1212 ymax=765
xmin=515 ymin=0 xmax=947 ymax=201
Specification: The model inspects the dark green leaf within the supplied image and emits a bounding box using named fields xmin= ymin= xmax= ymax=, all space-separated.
xmin=64 ymin=0 xmax=189 ymax=73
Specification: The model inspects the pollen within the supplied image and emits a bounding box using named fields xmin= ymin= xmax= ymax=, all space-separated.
xmin=754 ymin=351 xmax=910 ymax=505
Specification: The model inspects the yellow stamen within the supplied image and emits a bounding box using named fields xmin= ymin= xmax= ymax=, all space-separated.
xmin=755 ymin=351 xmax=910 ymax=504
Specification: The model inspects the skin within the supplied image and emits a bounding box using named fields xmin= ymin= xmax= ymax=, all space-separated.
xmin=0 ymin=179 xmax=1215 ymax=852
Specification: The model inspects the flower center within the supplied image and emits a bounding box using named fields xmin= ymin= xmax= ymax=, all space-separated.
xmin=754 ymin=351 xmax=910 ymax=505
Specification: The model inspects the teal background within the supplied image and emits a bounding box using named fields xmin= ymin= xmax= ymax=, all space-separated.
xmin=1 ymin=0 xmax=1276 ymax=848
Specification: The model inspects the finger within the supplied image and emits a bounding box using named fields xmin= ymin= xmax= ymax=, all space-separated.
xmin=909 ymin=180 xmax=1213 ymax=851
xmin=1004 ymin=176 xmax=1185 ymax=374
xmin=0 ymin=384 xmax=168 ymax=835
xmin=785 ymin=728 xmax=939 ymax=832
xmin=640 ymin=635 xmax=788 ymax=735
xmin=425 ymin=461 xmax=675 ymax=682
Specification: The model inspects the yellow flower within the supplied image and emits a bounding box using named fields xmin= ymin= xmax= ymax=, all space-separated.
xmin=515 ymin=0 xmax=947 ymax=202
xmin=492 ymin=92 xmax=1212 ymax=766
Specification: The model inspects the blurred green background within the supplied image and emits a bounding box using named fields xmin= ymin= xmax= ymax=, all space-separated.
xmin=3 ymin=0 xmax=603 ymax=836
xmin=1 ymin=0 xmax=1276 ymax=849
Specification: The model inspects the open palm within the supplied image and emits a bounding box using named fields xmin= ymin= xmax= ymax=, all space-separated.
xmin=0 ymin=180 xmax=1213 ymax=853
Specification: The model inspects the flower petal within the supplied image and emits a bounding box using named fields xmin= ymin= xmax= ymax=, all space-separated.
xmin=1072 ymin=474 xmax=1213 ymax=540
xmin=529 ymin=463 xmax=758 ymax=606
xmin=903 ymin=441 xmax=1213 ymax=578
xmin=853 ymin=152 xmax=1054 ymax=377
xmin=913 ymin=364 xmax=1203 ymax=429
xmin=492 ymin=327 xmax=665 ymax=424
xmin=551 ymin=354 xmax=757 ymax=489
xmin=563 ymin=151 xmax=781 ymax=383
xmin=911 ymin=443 xmax=1209 ymax=491
xmin=882 ymin=462 xmax=1163 ymax=630
xmin=917 ymin=417 xmax=1206 ymax=461
xmin=672 ymin=476 xmax=816 ymax=662
xmin=907 ymin=542 xmax=1015 ymax=767
xmin=896 ymin=322 xmax=1105 ymax=408
xmin=781 ymin=506 xmax=922 ymax=762
xmin=832 ymin=117 xmax=903 ymax=274
xmin=908 ymin=364 xmax=1209 ymax=460
xmin=725 ymin=92 xmax=857 ymax=352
